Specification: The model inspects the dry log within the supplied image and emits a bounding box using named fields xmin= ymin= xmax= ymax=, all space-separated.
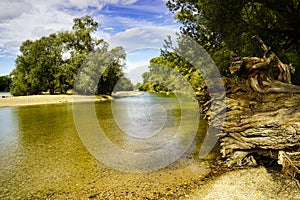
xmin=205 ymin=37 xmax=300 ymax=177
xmin=278 ymin=151 xmax=300 ymax=179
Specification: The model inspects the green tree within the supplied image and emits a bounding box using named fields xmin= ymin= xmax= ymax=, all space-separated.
xmin=57 ymin=15 xmax=102 ymax=93
xmin=0 ymin=76 xmax=11 ymax=92
xmin=114 ymin=77 xmax=134 ymax=91
xmin=166 ymin=0 xmax=300 ymax=80
xmin=10 ymin=15 xmax=109 ymax=96
xmin=140 ymin=37 xmax=204 ymax=95
xmin=10 ymin=34 xmax=63 ymax=95
xmin=74 ymin=44 xmax=126 ymax=95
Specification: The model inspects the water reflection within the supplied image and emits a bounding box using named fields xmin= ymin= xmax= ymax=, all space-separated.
xmin=74 ymin=92 xmax=200 ymax=172
xmin=0 ymin=107 xmax=18 ymax=148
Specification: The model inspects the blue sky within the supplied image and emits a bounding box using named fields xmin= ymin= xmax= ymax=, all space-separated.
xmin=0 ymin=0 xmax=180 ymax=83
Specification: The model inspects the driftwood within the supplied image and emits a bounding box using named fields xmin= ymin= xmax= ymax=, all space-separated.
xmin=206 ymin=36 xmax=300 ymax=177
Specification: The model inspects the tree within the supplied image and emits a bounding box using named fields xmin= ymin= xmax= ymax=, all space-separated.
xmin=10 ymin=34 xmax=63 ymax=95
xmin=56 ymin=15 xmax=103 ymax=93
xmin=113 ymin=77 xmax=134 ymax=91
xmin=140 ymin=36 xmax=204 ymax=95
xmin=0 ymin=76 xmax=11 ymax=92
xmin=10 ymin=16 xmax=112 ymax=96
xmin=168 ymin=0 xmax=300 ymax=170
xmin=74 ymin=44 xmax=126 ymax=95
xmin=166 ymin=0 xmax=300 ymax=81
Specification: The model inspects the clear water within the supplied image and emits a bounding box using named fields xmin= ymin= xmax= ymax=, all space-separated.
xmin=0 ymin=93 xmax=212 ymax=199
xmin=0 ymin=92 xmax=11 ymax=97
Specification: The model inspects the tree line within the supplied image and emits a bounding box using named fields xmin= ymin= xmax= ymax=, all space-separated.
xmin=0 ymin=76 xmax=11 ymax=92
xmin=9 ymin=15 xmax=132 ymax=96
xmin=140 ymin=0 xmax=300 ymax=92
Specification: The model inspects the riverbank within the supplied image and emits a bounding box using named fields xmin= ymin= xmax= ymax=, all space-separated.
xmin=0 ymin=91 xmax=146 ymax=108
xmin=188 ymin=166 xmax=300 ymax=200
xmin=0 ymin=94 xmax=113 ymax=108
xmin=112 ymin=91 xmax=144 ymax=98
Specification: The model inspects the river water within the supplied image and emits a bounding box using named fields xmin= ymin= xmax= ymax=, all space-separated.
xmin=0 ymin=93 xmax=214 ymax=199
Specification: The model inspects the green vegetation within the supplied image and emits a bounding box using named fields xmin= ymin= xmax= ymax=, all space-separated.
xmin=167 ymin=0 xmax=300 ymax=80
xmin=141 ymin=0 xmax=300 ymax=92
xmin=114 ymin=77 xmax=134 ymax=91
xmin=10 ymin=15 xmax=129 ymax=96
xmin=139 ymin=36 xmax=206 ymax=95
xmin=73 ymin=43 xmax=127 ymax=95
xmin=0 ymin=76 xmax=11 ymax=92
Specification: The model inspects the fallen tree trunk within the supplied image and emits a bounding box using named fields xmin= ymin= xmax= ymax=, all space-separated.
xmin=220 ymin=86 xmax=300 ymax=168
xmin=208 ymin=36 xmax=300 ymax=177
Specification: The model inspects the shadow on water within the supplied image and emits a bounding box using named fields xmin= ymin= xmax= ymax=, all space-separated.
xmin=0 ymin=94 xmax=216 ymax=199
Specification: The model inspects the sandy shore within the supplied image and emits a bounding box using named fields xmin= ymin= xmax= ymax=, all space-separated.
xmin=0 ymin=94 xmax=112 ymax=108
xmin=189 ymin=166 xmax=300 ymax=200
xmin=0 ymin=91 xmax=145 ymax=108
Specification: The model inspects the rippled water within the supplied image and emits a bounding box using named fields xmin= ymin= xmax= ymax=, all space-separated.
xmin=0 ymin=93 xmax=213 ymax=199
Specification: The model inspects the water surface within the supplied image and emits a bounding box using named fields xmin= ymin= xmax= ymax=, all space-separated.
xmin=0 ymin=93 xmax=213 ymax=199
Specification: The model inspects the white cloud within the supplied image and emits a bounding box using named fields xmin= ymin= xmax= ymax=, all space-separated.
xmin=91 ymin=30 xmax=111 ymax=42
xmin=126 ymin=63 xmax=149 ymax=84
xmin=0 ymin=0 xmax=180 ymax=76
xmin=120 ymin=0 xmax=138 ymax=5
xmin=0 ymin=0 xmax=142 ymax=57
xmin=125 ymin=54 xmax=156 ymax=84
xmin=0 ymin=1 xmax=75 ymax=55
xmin=109 ymin=27 xmax=178 ymax=51
xmin=110 ymin=25 xmax=180 ymax=83
xmin=103 ymin=27 xmax=114 ymax=31
xmin=0 ymin=0 xmax=33 ymax=22
xmin=67 ymin=0 xmax=89 ymax=9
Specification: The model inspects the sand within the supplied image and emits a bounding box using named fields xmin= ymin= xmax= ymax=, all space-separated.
xmin=0 ymin=94 xmax=112 ymax=108
xmin=189 ymin=167 xmax=300 ymax=200
xmin=0 ymin=92 xmax=145 ymax=108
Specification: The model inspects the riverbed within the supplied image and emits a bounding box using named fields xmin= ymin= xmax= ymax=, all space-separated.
xmin=0 ymin=93 xmax=214 ymax=199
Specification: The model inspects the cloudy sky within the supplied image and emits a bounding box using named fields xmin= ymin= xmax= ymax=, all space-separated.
xmin=0 ymin=0 xmax=180 ymax=82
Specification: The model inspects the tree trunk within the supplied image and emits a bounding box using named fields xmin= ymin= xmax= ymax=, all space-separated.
xmin=205 ymin=36 xmax=300 ymax=177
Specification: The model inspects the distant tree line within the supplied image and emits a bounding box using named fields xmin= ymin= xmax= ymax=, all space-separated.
xmin=140 ymin=0 xmax=300 ymax=92
xmin=139 ymin=38 xmax=204 ymax=95
xmin=10 ymin=15 xmax=132 ymax=96
xmin=0 ymin=76 xmax=11 ymax=92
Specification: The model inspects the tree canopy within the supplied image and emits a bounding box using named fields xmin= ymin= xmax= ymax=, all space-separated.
xmin=10 ymin=15 xmax=127 ymax=96
xmin=0 ymin=76 xmax=11 ymax=92
xmin=139 ymin=36 xmax=205 ymax=95
xmin=140 ymin=0 xmax=300 ymax=94
xmin=166 ymin=0 xmax=300 ymax=81
xmin=74 ymin=44 xmax=127 ymax=95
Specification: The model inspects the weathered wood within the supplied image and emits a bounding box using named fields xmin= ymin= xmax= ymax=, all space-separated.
xmin=220 ymin=91 xmax=300 ymax=167
xmin=219 ymin=82 xmax=300 ymax=166
xmin=204 ymin=37 xmax=300 ymax=176
xmin=278 ymin=151 xmax=300 ymax=178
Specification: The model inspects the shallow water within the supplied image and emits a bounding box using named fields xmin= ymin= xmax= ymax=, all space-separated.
xmin=0 ymin=93 xmax=213 ymax=199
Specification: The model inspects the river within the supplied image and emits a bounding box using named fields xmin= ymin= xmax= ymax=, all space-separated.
xmin=0 ymin=93 xmax=214 ymax=199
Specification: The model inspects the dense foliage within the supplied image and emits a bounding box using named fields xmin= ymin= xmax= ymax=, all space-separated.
xmin=0 ymin=76 xmax=11 ymax=92
xmin=166 ymin=0 xmax=300 ymax=82
xmin=114 ymin=77 xmax=134 ymax=91
xmin=10 ymin=16 xmax=129 ymax=96
xmin=139 ymin=36 xmax=204 ymax=95
xmin=74 ymin=44 xmax=130 ymax=95
xmin=141 ymin=0 xmax=300 ymax=93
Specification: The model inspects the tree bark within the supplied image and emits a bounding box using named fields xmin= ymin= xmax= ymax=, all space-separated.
xmin=206 ymin=37 xmax=300 ymax=176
